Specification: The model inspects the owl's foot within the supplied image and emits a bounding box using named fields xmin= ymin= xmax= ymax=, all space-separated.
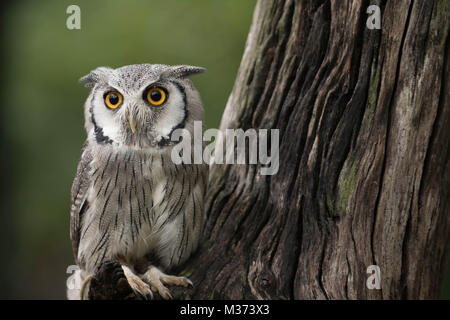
xmin=121 ymin=264 xmax=153 ymax=300
xmin=88 ymin=261 xmax=135 ymax=300
xmin=141 ymin=265 xmax=193 ymax=300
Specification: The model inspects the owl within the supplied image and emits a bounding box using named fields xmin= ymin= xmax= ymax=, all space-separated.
xmin=67 ymin=64 xmax=208 ymax=300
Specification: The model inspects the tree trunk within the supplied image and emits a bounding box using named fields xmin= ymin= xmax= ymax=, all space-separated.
xmin=92 ymin=0 xmax=450 ymax=300
xmin=174 ymin=0 xmax=450 ymax=300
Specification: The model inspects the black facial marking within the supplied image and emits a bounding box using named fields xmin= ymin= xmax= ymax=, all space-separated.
xmin=90 ymin=94 xmax=113 ymax=144
xmin=94 ymin=126 xmax=113 ymax=144
xmin=171 ymin=80 xmax=187 ymax=129
xmin=157 ymin=81 xmax=188 ymax=147
xmin=157 ymin=136 xmax=172 ymax=147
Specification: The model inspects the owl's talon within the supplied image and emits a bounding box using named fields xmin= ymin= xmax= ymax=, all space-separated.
xmin=121 ymin=265 xmax=153 ymax=299
xmin=162 ymin=275 xmax=193 ymax=288
xmin=159 ymin=287 xmax=173 ymax=300
xmin=142 ymin=266 xmax=192 ymax=300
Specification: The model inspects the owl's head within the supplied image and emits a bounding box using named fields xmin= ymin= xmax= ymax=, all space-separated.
xmin=80 ymin=64 xmax=205 ymax=149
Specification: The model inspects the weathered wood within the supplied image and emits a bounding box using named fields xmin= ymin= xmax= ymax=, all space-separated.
xmin=91 ymin=0 xmax=450 ymax=299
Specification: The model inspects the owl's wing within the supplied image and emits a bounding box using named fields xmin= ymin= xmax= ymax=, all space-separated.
xmin=70 ymin=141 xmax=93 ymax=264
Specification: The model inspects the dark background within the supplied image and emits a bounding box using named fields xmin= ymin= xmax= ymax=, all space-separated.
xmin=0 ymin=0 xmax=448 ymax=299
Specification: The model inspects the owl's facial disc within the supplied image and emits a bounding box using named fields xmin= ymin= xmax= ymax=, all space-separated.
xmin=89 ymin=80 xmax=188 ymax=148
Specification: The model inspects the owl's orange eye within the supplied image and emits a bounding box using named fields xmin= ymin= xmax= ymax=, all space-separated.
xmin=104 ymin=91 xmax=123 ymax=109
xmin=146 ymin=87 xmax=166 ymax=106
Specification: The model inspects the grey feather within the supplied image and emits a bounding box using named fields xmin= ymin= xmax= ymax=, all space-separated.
xmin=79 ymin=67 xmax=112 ymax=88
xmin=70 ymin=142 xmax=93 ymax=263
xmin=160 ymin=65 xmax=206 ymax=80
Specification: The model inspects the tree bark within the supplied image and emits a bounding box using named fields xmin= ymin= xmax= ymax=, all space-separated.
xmin=92 ymin=0 xmax=450 ymax=299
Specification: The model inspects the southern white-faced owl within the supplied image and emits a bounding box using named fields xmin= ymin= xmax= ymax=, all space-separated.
xmin=67 ymin=64 xmax=208 ymax=300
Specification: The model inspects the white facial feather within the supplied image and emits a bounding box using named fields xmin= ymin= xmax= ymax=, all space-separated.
xmin=152 ymin=82 xmax=186 ymax=139
xmin=89 ymin=91 xmax=123 ymax=143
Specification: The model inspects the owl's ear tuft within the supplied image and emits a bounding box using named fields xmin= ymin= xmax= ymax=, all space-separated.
xmin=79 ymin=73 xmax=98 ymax=88
xmin=79 ymin=67 xmax=111 ymax=88
xmin=162 ymin=65 xmax=206 ymax=80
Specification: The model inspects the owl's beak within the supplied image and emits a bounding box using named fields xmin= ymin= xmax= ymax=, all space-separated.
xmin=129 ymin=114 xmax=136 ymax=134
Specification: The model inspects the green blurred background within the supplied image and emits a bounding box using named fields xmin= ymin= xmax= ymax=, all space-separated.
xmin=0 ymin=0 xmax=256 ymax=299
xmin=0 ymin=0 xmax=448 ymax=300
